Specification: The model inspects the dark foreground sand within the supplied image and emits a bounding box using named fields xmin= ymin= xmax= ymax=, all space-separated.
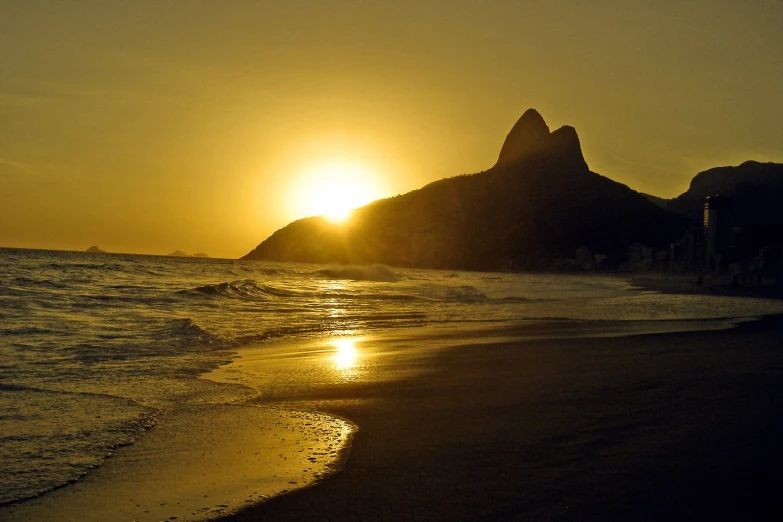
xmin=631 ymin=273 xmax=783 ymax=300
xmin=221 ymin=317 xmax=783 ymax=522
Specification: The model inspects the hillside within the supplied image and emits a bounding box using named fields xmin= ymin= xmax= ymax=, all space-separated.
xmin=243 ymin=110 xmax=691 ymax=270
xmin=667 ymin=161 xmax=783 ymax=225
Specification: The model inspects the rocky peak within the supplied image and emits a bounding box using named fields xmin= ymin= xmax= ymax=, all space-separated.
xmin=495 ymin=109 xmax=587 ymax=170
xmin=496 ymin=109 xmax=550 ymax=166
xmin=548 ymin=125 xmax=588 ymax=170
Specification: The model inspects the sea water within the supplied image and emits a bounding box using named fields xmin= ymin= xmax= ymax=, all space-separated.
xmin=2 ymin=247 xmax=783 ymax=506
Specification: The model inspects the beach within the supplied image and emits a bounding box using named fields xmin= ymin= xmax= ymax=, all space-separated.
xmin=4 ymin=249 xmax=783 ymax=521
xmin=216 ymin=317 xmax=783 ymax=521
xmin=630 ymin=273 xmax=783 ymax=300
xmin=8 ymin=316 xmax=780 ymax=521
xmin=2 ymin=401 xmax=353 ymax=522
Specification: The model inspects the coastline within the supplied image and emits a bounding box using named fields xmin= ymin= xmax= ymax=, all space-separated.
xmin=6 ymin=249 xmax=783 ymax=520
xmin=5 ymin=298 xmax=782 ymax=520
xmin=218 ymin=315 xmax=783 ymax=521
xmin=2 ymin=396 xmax=354 ymax=522
xmin=629 ymin=272 xmax=783 ymax=300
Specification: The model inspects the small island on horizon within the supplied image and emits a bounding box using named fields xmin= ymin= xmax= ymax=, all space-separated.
xmin=168 ymin=250 xmax=210 ymax=258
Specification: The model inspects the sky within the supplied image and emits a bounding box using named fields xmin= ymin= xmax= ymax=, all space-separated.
xmin=1 ymin=0 xmax=782 ymax=258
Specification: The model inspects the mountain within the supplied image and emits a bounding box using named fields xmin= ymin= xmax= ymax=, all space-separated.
xmin=168 ymin=250 xmax=189 ymax=257
xmin=242 ymin=109 xmax=691 ymax=270
xmin=85 ymin=246 xmax=107 ymax=253
xmin=641 ymin=193 xmax=668 ymax=209
xmin=667 ymin=161 xmax=783 ymax=225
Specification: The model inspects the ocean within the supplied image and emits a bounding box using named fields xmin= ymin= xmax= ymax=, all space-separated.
xmin=3 ymin=247 xmax=783 ymax=510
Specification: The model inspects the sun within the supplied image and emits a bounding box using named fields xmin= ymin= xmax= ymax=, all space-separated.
xmin=291 ymin=160 xmax=384 ymax=222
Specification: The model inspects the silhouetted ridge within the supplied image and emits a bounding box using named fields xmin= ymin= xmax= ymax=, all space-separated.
xmin=243 ymin=109 xmax=690 ymax=270
xmin=495 ymin=110 xmax=588 ymax=172
xmin=496 ymin=109 xmax=550 ymax=165
xmin=668 ymin=161 xmax=783 ymax=224
xmin=548 ymin=125 xmax=588 ymax=170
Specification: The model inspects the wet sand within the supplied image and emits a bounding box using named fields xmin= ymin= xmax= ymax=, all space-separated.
xmin=630 ymin=273 xmax=783 ymax=300
xmin=220 ymin=317 xmax=783 ymax=521
xmin=2 ymin=403 xmax=353 ymax=522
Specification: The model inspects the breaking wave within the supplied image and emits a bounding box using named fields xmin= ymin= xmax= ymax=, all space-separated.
xmin=156 ymin=318 xmax=232 ymax=351
xmin=316 ymin=264 xmax=400 ymax=282
xmin=180 ymin=280 xmax=299 ymax=300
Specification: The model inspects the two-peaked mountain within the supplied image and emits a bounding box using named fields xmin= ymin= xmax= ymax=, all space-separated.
xmin=242 ymin=110 xmax=691 ymax=270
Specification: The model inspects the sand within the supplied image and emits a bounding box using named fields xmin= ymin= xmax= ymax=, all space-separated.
xmin=630 ymin=273 xmax=783 ymax=299
xmin=2 ymin=403 xmax=353 ymax=522
xmin=216 ymin=317 xmax=783 ymax=521
xmin=5 ymin=316 xmax=782 ymax=521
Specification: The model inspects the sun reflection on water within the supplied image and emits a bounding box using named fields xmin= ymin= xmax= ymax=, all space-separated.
xmin=332 ymin=338 xmax=359 ymax=370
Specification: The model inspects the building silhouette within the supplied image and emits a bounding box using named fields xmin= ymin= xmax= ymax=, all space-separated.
xmin=703 ymin=196 xmax=733 ymax=274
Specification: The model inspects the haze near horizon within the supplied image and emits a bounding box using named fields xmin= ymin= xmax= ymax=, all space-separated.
xmin=2 ymin=1 xmax=782 ymax=258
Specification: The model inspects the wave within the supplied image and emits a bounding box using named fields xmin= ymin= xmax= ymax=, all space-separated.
xmin=0 ymin=326 xmax=58 ymax=336
xmin=12 ymin=276 xmax=69 ymax=289
xmin=0 ymin=285 xmax=32 ymax=297
xmin=417 ymin=284 xmax=488 ymax=302
xmin=234 ymin=311 xmax=429 ymax=345
xmin=42 ymin=262 xmax=121 ymax=271
xmin=444 ymin=285 xmax=487 ymax=301
xmin=316 ymin=264 xmax=400 ymax=283
xmin=156 ymin=318 xmax=232 ymax=351
xmin=494 ymin=296 xmax=530 ymax=302
xmin=0 ymin=385 xmax=159 ymax=506
xmin=255 ymin=268 xmax=283 ymax=276
xmin=416 ymin=285 xmax=539 ymax=304
xmin=179 ymin=280 xmax=299 ymax=301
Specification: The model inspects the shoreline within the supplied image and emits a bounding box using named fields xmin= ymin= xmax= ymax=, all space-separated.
xmin=218 ymin=315 xmax=783 ymax=521
xmin=629 ymin=272 xmax=783 ymax=300
xmin=5 ymin=311 xmax=782 ymax=520
xmin=2 ymin=395 xmax=354 ymax=522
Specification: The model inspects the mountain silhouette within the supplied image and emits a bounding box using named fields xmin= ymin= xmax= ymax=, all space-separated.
xmin=667 ymin=161 xmax=783 ymax=226
xmin=496 ymin=109 xmax=553 ymax=166
xmin=243 ymin=110 xmax=690 ymax=270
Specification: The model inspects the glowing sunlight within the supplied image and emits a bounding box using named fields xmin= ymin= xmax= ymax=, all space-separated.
xmin=333 ymin=338 xmax=359 ymax=370
xmin=291 ymin=160 xmax=384 ymax=222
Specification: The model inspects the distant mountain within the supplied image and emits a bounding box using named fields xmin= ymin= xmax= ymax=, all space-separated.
xmin=641 ymin=193 xmax=668 ymax=210
xmin=85 ymin=246 xmax=107 ymax=253
xmin=243 ymin=109 xmax=691 ymax=270
xmin=167 ymin=250 xmax=210 ymax=258
xmin=667 ymin=161 xmax=783 ymax=225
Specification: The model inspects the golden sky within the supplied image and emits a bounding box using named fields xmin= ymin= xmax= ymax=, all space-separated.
xmin=1 ymin=1 xmax=782 ymax=258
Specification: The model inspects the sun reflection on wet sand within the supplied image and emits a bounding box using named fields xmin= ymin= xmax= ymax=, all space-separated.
xmin=333 ymin=338 xmax=359 ymax=370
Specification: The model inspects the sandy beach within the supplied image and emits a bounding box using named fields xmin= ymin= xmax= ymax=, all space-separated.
xmin=2 ymin=401 xmax=353 ymax=522
xmin=630 ymin=273 xmax=783 ymax=300
xmin=4 ymin=307 xmax=782 ymax=521
xmin=216 ymin=317 xmax=783 ymax=521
